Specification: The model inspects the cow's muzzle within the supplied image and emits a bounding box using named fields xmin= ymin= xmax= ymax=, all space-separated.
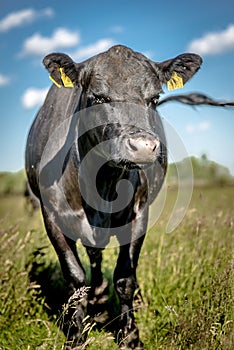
xmin=126 ymin=135 xmax=160 ymax=164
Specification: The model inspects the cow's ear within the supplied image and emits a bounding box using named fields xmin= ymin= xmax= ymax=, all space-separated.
xmin=156 ymin=53 xmax=202 ymax=90
xmin=43 ymin=53 xmax=78 ymax=88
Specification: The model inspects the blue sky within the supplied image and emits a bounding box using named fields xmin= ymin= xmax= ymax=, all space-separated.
xmin=0 ymin=0 xmax=234 ymax=174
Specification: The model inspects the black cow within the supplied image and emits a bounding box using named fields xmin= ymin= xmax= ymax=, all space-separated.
xmin=25 ymin=45 xmax=232 ymax=349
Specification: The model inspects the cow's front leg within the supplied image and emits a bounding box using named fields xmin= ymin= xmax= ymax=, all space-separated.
xmin=114 ymin=235 xmax=145 ymax=349
xmin=41 ymin=205 xmax=87 ymax=348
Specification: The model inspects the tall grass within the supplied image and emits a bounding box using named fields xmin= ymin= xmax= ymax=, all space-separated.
xmin=136 ymin=187 xmax=234 ymax=349
xmin=0 ymin=187 xmax=233 ymax=349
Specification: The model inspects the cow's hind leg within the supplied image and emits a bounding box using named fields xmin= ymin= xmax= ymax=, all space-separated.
xmin=114 ymin=235 xmax=145 ymax=349
xmin=85 ymin=247 xmax=109 ymax=324
xmin=41 ymin=205 xmax=87 ymax=348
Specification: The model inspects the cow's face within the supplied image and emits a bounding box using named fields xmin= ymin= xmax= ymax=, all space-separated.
xmin=43 ymin=45 xmax=202 ymax=167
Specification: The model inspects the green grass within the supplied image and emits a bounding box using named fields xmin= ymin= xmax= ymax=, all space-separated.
xmin=0 ymin=187 xmax=233 ymax=349
xmin=0 ymin=170 xmax=26 ymax=196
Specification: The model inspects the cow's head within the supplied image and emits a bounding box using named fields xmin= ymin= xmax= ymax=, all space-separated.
xmin=43 ymin=45 xmax=202 ymax=168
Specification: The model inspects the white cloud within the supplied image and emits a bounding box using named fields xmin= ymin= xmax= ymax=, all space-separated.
xmin=185 ymin=121 xmax=211 ymax=133
xmin=20 ymin=28 xmax=80 ymax=56
xmin=72 ymin=39 xmax=115 ymax=60
xmin=0 ymin=8 xmax=54 ymax=32
xmin=22 ymin=87 xmax=49 ymax=109
xmin=0 ymin=74 xmax=10 ymax=86
xmin=187 ymin=24 xmax=234 ymax=55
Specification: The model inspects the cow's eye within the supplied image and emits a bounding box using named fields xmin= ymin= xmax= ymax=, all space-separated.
xmin=93 ymin=94 xmax=111 ymax=105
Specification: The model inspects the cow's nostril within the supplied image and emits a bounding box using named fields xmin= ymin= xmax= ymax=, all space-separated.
xmin=153 ymin=140 xmax=160 ymax=152
xmin=128 ymin=139 xmax=138 ymax=151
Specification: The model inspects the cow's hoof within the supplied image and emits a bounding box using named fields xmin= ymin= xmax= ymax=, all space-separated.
xmin=65 ymin=336 xmax=96 ymax=350
xmin=119 ymin=340 xmax=144 ymax=350
xmin=64 ymin=336 xmax=84 ymax=350
xmin=117 ymin=327 xmax=144 ymax=349
xmin=65 ymin=335 xmax=96 ymax=350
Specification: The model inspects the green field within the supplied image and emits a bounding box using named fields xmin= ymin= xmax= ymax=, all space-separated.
xmin=0 ymin=186 xmax=233 ymax=349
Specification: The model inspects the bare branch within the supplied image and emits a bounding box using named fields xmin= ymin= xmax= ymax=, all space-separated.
xmin=158 ymin=93 xmax=234 ymax=107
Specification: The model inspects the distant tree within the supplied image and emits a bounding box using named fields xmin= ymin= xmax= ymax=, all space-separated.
xmin=201 ymin=153 xmax=208 ymax=163
xmin=167 ymin=155 xmax=233 ymax=187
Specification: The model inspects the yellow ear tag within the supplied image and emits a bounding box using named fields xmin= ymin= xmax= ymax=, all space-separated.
xmin=167 ymin=72 xmax=184 ymax=91
xmin=59 ymin=67 xmax=74 ymax=88
xmin=49 ymin=75 xmax=62 ymax=88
